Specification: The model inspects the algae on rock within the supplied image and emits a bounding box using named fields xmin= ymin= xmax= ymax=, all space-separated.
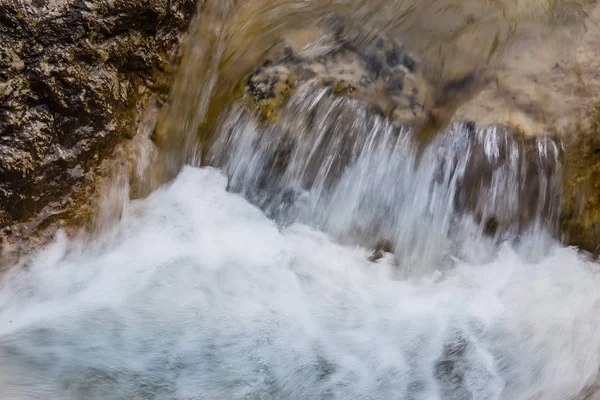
xmin=0 ymin=0 xmax=198 ymax=242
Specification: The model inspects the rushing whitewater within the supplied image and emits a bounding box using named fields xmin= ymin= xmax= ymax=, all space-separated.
xmin=0 ymin=77 xmax=594 ymax=400
xmin=2 ymin=0 xmax=600 ymax=398
xmin=0 ymin=75 xmax=594 ymax=400
xmin=0 ymin=167 xmax=599 ymax=399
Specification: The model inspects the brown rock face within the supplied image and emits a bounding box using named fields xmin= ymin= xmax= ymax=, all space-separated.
xmin=562 ymin=110 xmax=600 ymax=254
xmin=241 ymin=21 xmax=435 ymax=130
xmin=446 ymin=2 xmax=600 ymax=254
xmin=0 ymin=0 xmax=197 ymax=236
xmin=232 ymin=18 xmax=569 ymax=248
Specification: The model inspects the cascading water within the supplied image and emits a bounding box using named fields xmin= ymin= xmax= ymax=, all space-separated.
xmin=2 ymin=1 xmax=600 ymax=399
xmin=209 ymin=82 xmax=564 ymax=274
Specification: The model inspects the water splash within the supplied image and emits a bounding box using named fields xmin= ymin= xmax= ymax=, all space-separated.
xmin=1 ymin=0 xmax=599 ymax=398
xmin=0 ymin=167 xmax=598 ymax=399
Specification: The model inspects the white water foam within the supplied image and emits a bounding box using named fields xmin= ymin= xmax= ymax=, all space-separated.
xmin=0 ymin=166 xmax=599 ymax=399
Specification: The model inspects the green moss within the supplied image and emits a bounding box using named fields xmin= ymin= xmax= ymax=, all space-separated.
xmin=332 ymin=80 xmax=356 ymax=96
xmin=243 ymin=73 xmax=299 ymax=123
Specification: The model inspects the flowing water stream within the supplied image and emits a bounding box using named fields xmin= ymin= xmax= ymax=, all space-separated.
xmin=2 ymin=0 xmax=600 ymax=399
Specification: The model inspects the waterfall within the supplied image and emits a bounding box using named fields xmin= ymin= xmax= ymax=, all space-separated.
xmin=1 ymin=0 xmax=599 ymax=399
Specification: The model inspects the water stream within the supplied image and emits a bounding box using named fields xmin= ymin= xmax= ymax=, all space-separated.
xmin=2 ymin=0 xmax=600 ymax=399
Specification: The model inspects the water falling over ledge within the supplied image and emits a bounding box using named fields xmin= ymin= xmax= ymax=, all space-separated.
xmin=2 ymin=0 xmax=600 ymax=398
xmin=209 ymin=82 xmax=563 ymax=273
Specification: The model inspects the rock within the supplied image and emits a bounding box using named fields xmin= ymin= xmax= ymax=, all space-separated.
xmin=240 ymin=16 xmax=492 ymax=147
xmin=236 ymin=18 xmax=564 ymax=240
xmin=453 ymin=123 xmax=563 ymax=237
xmin=231 ymin=17 xmax=565 ymax=242
xmin=240 ymin=19 xmax=438 ymax=130
xmin=0 ymin=0 xmax=198 ymax=238
xmin=562 ymin=111 xmax=600 ymax=254
xmin=448 ymin=2 xmax=600 ymax=254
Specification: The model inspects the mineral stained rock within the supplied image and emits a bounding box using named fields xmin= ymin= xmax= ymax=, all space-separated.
xmin=240 ymin=18 xmax=488 ymax=148
xmin=0 ymin=0 xmax=197 ymax=238
xmin=240 ymin=13 xmax=600 ymax=254
xmin=241 ymin=20 xmax=436 ymax=130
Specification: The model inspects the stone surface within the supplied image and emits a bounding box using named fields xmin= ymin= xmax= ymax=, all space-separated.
xmin=241 ymin=20 xmax=437 ymax=130
xmin=240 ymin=17 xmax=493 ymax=150
xmin=0 ymin=0 xmax=197 ymax=238
xmin=562 ymin=114 xmax=600 ymax=254
xmin=239 ymin=15 xmax=599 ymax=250
xmin=448 ymin=2 xmax=600 ymax=254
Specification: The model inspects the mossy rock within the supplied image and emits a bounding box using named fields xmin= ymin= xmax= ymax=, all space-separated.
xmin=241 ymin=18 xmax=437 ymax=130
xmin=0 ymin=0 xmax=197 ymax=244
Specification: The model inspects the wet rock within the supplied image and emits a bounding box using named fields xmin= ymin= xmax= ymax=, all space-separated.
xmin=448 ymin=2 xmax=600 ymax=253
xmin=241 ymin=19 xmax=437 ymax=130
xmin=561 ymin=111 xmax=600 ymax=255
xmin=0 ymin=0 xmax=198 ymax=237
xmin=452 ymin=123 xmax=563 ymax=237
xmin=368 ymin=240 xmax=394 ymax=262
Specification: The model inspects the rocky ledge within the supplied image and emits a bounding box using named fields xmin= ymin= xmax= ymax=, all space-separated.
xmin=4 ymin=3 xmax=600 ymax=256
xmin=239 ymin=17 xmax=600 ymax=253
xmin=241 ymin=18 xmax=483 ymax=140
xmin=0 ymin=0 xmax=197 ymax=241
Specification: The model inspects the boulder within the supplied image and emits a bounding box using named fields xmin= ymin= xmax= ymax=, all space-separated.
xmin=0 ymin=0 xmax=197 ymax=240
xmin=240 ymin=18 xmax=484 ymax=136
xmin=449 ymin=3 xmax=600 ymax=254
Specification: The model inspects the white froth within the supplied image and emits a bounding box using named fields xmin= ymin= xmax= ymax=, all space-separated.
xmin=0 ymin=166 xmax=599 ymax=399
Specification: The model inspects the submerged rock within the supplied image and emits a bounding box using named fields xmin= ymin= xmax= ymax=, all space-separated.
xmin=454 ymin=124 xmax=563 ymax=237
xmin=0 ymin=0 xmax=197 ymax=239
xmin=233 ymin=17 xmax=564 ymax=243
